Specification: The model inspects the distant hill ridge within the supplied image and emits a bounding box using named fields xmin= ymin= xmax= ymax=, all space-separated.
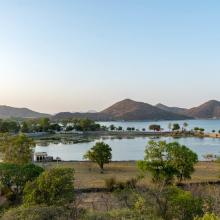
xmin=101 ymin=99 xmax=190 ymax=121
xmin=185 ymin=100 xmax=220 ymax=119
xmin=0 ymin=105 xmax=50 ymax=119
xmin=53 ymin=99 xmax=192 ymax=121
xmin=155 ymin=103 xmax=187 ymax=115
xmin=2 ymin=99 xmax=220 ymax=120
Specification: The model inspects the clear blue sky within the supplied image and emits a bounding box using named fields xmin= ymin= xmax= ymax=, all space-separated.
xmin=0 ymin=0 xmax=220 ymax=113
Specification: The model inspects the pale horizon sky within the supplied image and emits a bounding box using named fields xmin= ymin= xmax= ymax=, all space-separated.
xmin=0 ymin=0 xmax=220 ymax=114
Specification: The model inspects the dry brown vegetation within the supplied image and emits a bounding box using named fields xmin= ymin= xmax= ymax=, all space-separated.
xmin=43 ymin=161 xmax=219 ymax=189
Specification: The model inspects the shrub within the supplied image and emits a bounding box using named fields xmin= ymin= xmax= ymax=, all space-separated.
xmin=24 ymin=168 xmax=74 ymax=206
xmin=1 ymin=205 xmax=70 ymax=220
xmin=194 ymin=213 xmax=220 ymax=220
xmin=105 ymin=177 xmax=117 ymax=191
xmin=0 ymin=163 xmax=44 ymax=202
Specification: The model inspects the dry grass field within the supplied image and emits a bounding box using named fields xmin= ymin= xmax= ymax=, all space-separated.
xmin=43 ymin=161 xmax=220 ymax=189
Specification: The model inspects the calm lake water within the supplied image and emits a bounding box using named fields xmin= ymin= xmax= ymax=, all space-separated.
xmin=99 ymin=119 xmax=220 ymax=132
xmin=35 ymin=136 xmax=220 ymax=161
xmin=35 ymin=120 xmax=220 ymax=161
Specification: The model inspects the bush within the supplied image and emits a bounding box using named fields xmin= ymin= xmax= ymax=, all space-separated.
xmin=105 ymin=177 xmax=117 ymax=191
xmin=0 ymin=163 xmax=44 ymax=202
xmin=105 ymin=177 xmax=139 ymax=191
xmin=24 ymin=168 xmax=75 ymax=206
xmin=82 ymin=208 xmax=160 ymax=220
xmin=1 ymin=205 xmax=70 ymax=220
xmin=194 ymin=213 xmax=220 ymax=220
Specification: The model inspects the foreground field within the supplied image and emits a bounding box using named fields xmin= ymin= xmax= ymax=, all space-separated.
xmin=42 ymin=161 xmax=220 ymax=189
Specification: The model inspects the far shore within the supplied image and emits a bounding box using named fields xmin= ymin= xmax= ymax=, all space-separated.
xmin=29 ymin=130 xmax=220 ymax=141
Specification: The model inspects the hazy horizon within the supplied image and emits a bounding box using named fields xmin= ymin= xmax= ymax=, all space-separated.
xmin=1 ymin=1 xmax=220 ymax=113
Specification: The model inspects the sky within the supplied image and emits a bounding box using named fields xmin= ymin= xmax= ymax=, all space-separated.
xmin=0 ymin=0 xmax=220 ymax=114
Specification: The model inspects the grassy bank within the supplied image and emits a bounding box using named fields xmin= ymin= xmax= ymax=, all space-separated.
xmin=40 ymin=161 xmax=220 ymax=189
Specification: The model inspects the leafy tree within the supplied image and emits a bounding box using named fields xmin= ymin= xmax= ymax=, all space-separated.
xmin=0 ymin=120 xmax=20 ymax=133
xmin=172 ymin=123 xmax=180 ymax=131
xmin=24 ymin=168 xmax=75 ymax=206
xmin=166 ymin=142 xmax=198 ymax=182
xmin=151 ymin=186 xmax=203 ymax=220
xmin=66 ymin=125 xmax=74 ymax=131
xmin=83 ymin=142 xmax=112 ymax=171
xmin=183 ymin=122 xmax=188 ymax=130
xmin=39 ymin=118 xmax=50 ymax=132
xmin=0 ymin=134 xmax=35 ymax=165
xmin=49 ymin=123 xmax=61 ymax=132
xmin=118 ymin=126 xmax=123 ymax=131
xmin=137 ymin=141 xmax=198 ymax=184
xmin=0 ymin=163 xmax=44 ymax=201
xmin=149 ymin=124 xmax=161 ymax=132
xmin=73 ymin=119 xmax=100 ymax=131
xmin=109 ymin=124 xmax=116 ymax=131
xmin=21 ymin=121 xmax=29 ymax=133
xmin=200 ymin=128 xmax=205 ymax=132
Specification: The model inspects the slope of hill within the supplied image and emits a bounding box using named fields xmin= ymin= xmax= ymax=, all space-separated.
xmin=185 ymin=100 xmax=220 ymax=119
xmin=53 ymin=112 xmax=113 ymax=121
xmin=0 ymin=105 xmax=50 ymax=119
xmin=156 ymin=103 xmax=187 ymax=115
xmin=101 ymin=99 xmax=191 ymax=121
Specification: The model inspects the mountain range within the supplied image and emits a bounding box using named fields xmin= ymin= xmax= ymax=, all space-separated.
xmin=1 ymin=99 xmax=220 ymax=121
xmin=0 ymin=105 xmax=50 ymax=119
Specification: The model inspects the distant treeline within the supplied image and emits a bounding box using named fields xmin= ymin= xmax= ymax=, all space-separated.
xmin=0 ymin=118 xmax=103 ymax=133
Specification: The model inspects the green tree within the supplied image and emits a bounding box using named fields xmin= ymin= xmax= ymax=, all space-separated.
xmin=0 ymin=163 xmax=44 ymax=201
xmin=39 ymin=118 xmax=50 ymax=132
xmin=152 ymin=186 xmax=203 ymax=220
xmin=149 ymin=124 xmax=161 ymax=131
xmin=0 ymin=120 xmax=20 ymax=133
xmin=137 ymin=141 xmax=198 ymax=184
xmin=183 ymin=122 xmax=188 ymax=130
xmin=24 ymin=168 xmax=75 ymax=206
xmin=21 ymin=121 xmax=29 ymax=133
xmin=172 ymin=123 xmax=180 ymax=131
xmin=167 ymin=142 xmax=198 ymax=182
xmin=0 ymin=134 xmax=35 ymax=165
xmin=118 ymin=126 xmax=123 ymax=131
xmin=73 ymin=119 xmax=100 ymax=131
xmin=83 ymin=142 xmax=112 ymax=171
xmin=109 ymin=124 xmax=116 ymax=131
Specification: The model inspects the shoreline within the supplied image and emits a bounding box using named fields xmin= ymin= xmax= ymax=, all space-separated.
xmin=31 ymin=130 xmax=220 ymax=143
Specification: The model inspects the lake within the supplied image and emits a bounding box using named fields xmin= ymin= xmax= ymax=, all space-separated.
xmin=35 ymin=136 xmax=220 ymax=161
xmin=99 ymin=119 xmax=220 ymax=132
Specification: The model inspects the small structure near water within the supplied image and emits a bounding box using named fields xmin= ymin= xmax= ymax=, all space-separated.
xmin=34 ymin=152 xmax=53 ymax=162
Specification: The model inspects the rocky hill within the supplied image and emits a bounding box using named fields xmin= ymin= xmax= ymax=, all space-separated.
xmin=0 ymin=105 xmax=50 ymax=119
xmin=156 ymin=103 xmax=187 ymax=115
xmin=185 ymin=100 xmax=220 ymax=119
xmin=101 ymin=99 xmax=191 ymax=121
